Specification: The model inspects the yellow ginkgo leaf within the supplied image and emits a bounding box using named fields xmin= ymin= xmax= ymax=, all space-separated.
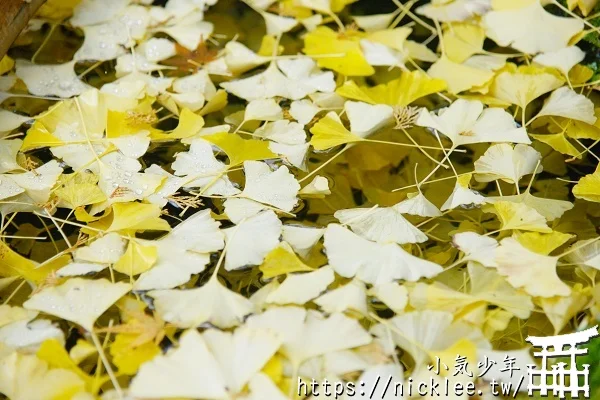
xmin=113 ymin=240 xmax=158 ymax=276
xmin=530 ymin=133 xmax=580 ymax=158
xmin=89 ymin=202 xmax=171 ymax=233
xmin=513 ymin=231 xmax=574 ymax=255
xmin=303 ymin=26 xmax=374 ymax=77
xmin=69 ymin=339 xmax=97 ymax=364
xmin=444 ymin=23 xmax=485 ymax=63
xmin=259 ymin=242 xmax=314 ymax=279
xmin=336 ymin=70 xmax=447 ymax=106
xmin=106 ymin=99 xmax=160 ymax=139
xmin=37 ymin=339 xmax=94 ymax=389
xmin=428 ymin=56 xmax=494 ymax=94
xmin=489 ymin=64 xmax=564 ymax=111
xmin=21 ymin=122 xmax=64 ymax=152
xmin=539 ymin=283 xmax=591 ymax=334
xmin=150 ymin=108 xmax=205 ymax=141
xmin=55 ymin=172 xmax=107 ymax=208
xmin=432 ymin=338 xmax=477 ymax=378
xmin=366 ymin=27 xmax=412 ymax=52
xmin=0 ymin=241 xmax=58 ymax=283
xmin=567 ymin=0 xmax=599 ymax=16
xmin=0 ymin=351 xmax=88 ymax=400
xmin=309 ymin=114 xmax=364 ymax=150
xmin=110 ymin=333 xmax=161 ymax=375
xmin=331 ymin=0 xmax=359 ymax=12
xmin=203 ymin=132 xmax=277 ymax=166
xmin=573 ymin=167 xmax=600 ymax=202
xmin=36 ymin=0 xmax=81 ymax=21
xmin=199 ymin=89 xmax=228 ymax=117
xmin=486 ymin=201 xmax=552 ymax=232
xmin=0 ymin=56 xmax=15 ymax=75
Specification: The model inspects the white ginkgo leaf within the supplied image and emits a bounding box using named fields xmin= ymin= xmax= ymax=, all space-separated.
xmin=565 ymin=239 xmax=600 ymax=270
xmin=23 ymin=278 xmax=131 ymax=331
xmin=290 ymin=99 xmax=322 ymax=125
xmin=74 ymin=233 xmax=126 ymax=264
xmin=353 ymin=12 xmax=397 ymax=32
xmin=295 ymin=0 xmax=330 ymax=13
xmin=0 ymin=139 xmax=22 ymax=173
xmin=107 ymin=132 xmax=151 ymax=159
xmin=239 ymin=373 xmax=288 ymax=400
xmin=150 ymin=278 xmax=254 ymax=329
xmin=158 ymin=17 xmax=214 ymax=51
xmin=269 ymin=142 xmax=310 ymax=170
xmin=138 ymin=38 xmax=177 ymax=62
xmin=245 ymin=307 xmax=372 ymax=367
xmin=441 ymin=180 xmax=486 ymax=211
xmin=10 ymin=160 xmax=64 ymax=204
xmin=0 ymin=319 xmax=64 ymax=351
xmin=536 ymin=87 xmax=597 ymax=124
xmin=314 ymin=279 xmax=368 ymax=315
xmin=129 ymin=329 xmax=228 ymax=399
xmin=134 ymin=210 xmax=223 ymax=290
xmin=533 ymin=46 xmax=586 ymax=76
xmin=261 ymin=11 xmax=298 ymax=35
xmin=299 ymin=175 xmax=331 ymax=198
xmin=74 ymin=22 xmax=129 ymax=62
xmin=57 ymin=262 xmax=108 ymax=277
xmin=96 ymin=153 xmax=163 ymax=204
xmin=334 ymin=206 xmax=427 ymax=245
xmin=254 ymin=120 xmax=306 ymax=145
xmin=224 ymin=41 xmax=270 ymax=75
xmin=372 ymin=310 xmax=490 ymax=368
xmin=166 ymin=208 xmax=224 ymax=252
xmin=416 ymin=99 xmax=530 ymax=147
xmin=172 ymin=139 xmax=240 ymax=196
xmin=452 ymin=231 xmax=498 ymax=267
xmin=368 ymin=282 xmax=409 ymax=314
xmin=266 ymin=266 xmax=334 ymax=305
xmin=134 ymin=244 xmax=209 ymax=291
xmin=393 ymin=192 xmax=442 ymax=217
xmin=345 ymin=101 xmax=394 ymax=137
xmin=495 ymin=237 xmax=571 ymax=298
xmin=115 ymin=54 xmax=170 ymax=77
xmin=203 ymin=327 xmax=282 ymax=394
xmin=145 ymin=165 xmax=188 ymax=207
xmin=168 ymin=92 xmax=206 ymax=112
xmin=244 ymin=99 xmax=283 ymax=122
xmin=173 ymin=70 xmax=217 ymax=97
xmin=16 ymin=60 xmax=89 ymax=98
xmin=223 ymin=210 xmax=282 ymax=271
xmin=70 ymin=0 xmax=130 ymax=26
xmin=0 ymin=111 xmax=30 ymax=133
xmin=221 ymin=59 xmax=335 ymax=101
xmin=360 ymin=39 xmax=404 ymax=68
xmin=240 ymin=161 xmax=300 ymax=212
xmin=474 ymin=143 xmax=542 ymax=183
xmin=417 ymin=0 xmax=491 ymax=22
xmin=0 ymin=176 xmax=25 ymax=201
xmin=224 ymin=198 xmax=269 ymax=224
xmin=483 ymin=1 xmax=583 ymax=54
xmin=324 ymin=224 xmax=442 ymax=285
xmin=281 ymin=225 xmax=325 ymax=258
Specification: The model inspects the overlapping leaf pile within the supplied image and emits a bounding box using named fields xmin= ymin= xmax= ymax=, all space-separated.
xmin=1 ymin=0 xmax=600 ymax=398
